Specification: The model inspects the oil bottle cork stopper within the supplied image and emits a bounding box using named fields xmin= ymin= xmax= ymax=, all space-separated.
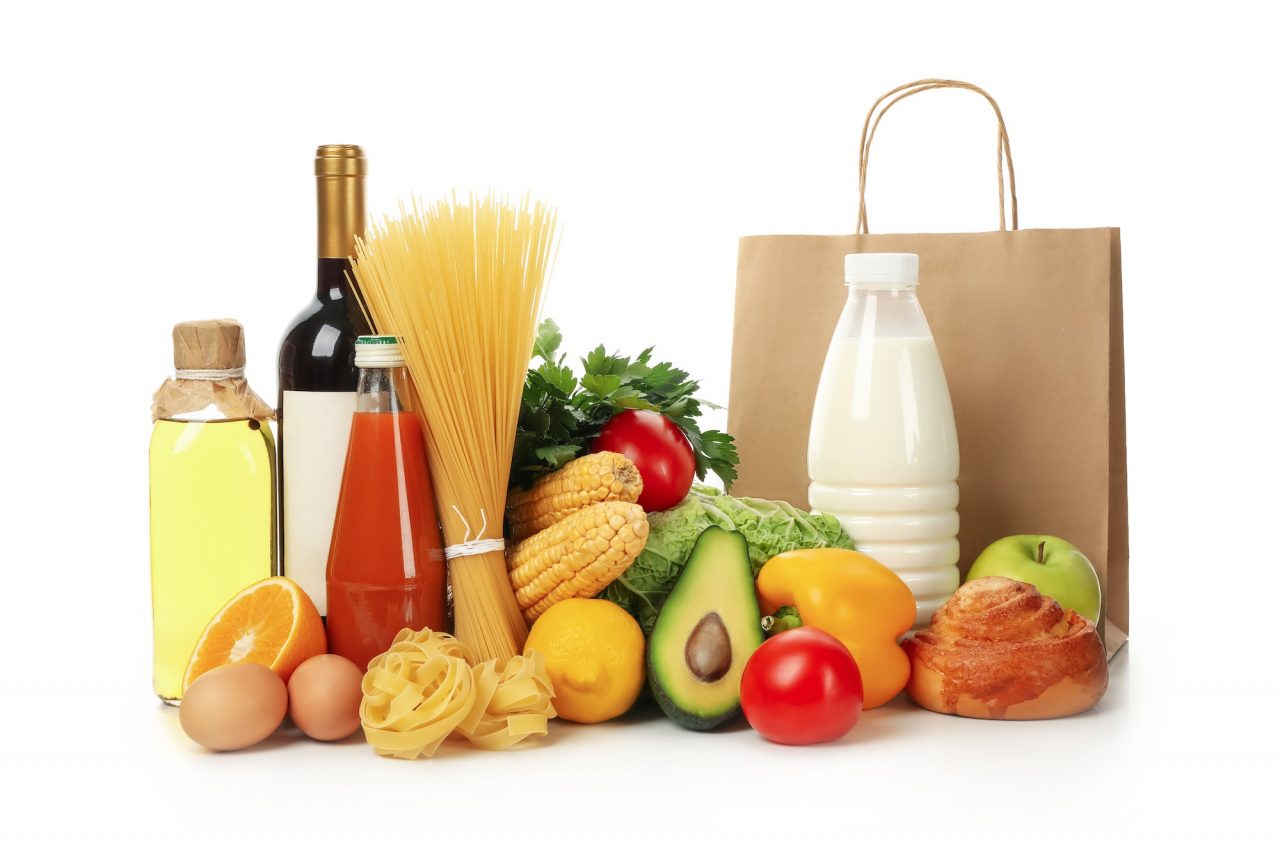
xmin=172 ymin=319 xmax=247 ymax=371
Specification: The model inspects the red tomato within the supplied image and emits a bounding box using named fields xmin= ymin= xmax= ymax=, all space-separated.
xmin=740 ymin=627 xmax=864 ymax=745
xmin=593 ymin=410 xmax=695 ymax=512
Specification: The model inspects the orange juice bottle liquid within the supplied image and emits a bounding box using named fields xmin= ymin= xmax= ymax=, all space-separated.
xmin=326 ymin=336 xmax=447 ymax=669
xmin=149 ymin=321 xmax=276 ymax=704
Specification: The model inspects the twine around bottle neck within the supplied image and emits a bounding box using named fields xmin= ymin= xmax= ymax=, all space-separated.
xmin=175 ymin=367 xmax=245 ymax=381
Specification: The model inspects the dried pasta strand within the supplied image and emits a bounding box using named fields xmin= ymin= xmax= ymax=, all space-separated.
xmin=459 ymin=660 xmax=502 ymax=733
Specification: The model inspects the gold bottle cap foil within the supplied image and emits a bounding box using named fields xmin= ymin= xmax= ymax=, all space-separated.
xmin=316 ymin=144 xmax=366 ymax=258
xmin=172 ymin=319 xmax=247 ymax=371
xmin=315 ymin=144 xmax=366 ymax=177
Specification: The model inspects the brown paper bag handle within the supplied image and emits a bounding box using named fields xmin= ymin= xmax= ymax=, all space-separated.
xmin=857 ymin=79 xmax=1019 ymax=234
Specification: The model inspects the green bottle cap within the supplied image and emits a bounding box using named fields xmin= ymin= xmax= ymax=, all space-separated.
xmin=355 ymin=335 xmax=405 ymax=368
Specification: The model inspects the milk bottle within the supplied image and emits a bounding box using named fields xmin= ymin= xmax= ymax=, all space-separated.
xmin=808 ymin=253 xmax=959 ymax=628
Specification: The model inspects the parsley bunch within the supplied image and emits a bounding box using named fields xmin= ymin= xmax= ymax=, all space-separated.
xmin=511 ymin=319 xmax=740 ymax=490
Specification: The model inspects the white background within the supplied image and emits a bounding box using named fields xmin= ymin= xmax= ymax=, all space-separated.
xmin=2 ymin=1 xmax=1276 ymax=850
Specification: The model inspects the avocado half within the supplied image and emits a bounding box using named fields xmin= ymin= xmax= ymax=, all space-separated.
xmin=648 ymin=525 xmax=764 ymax=730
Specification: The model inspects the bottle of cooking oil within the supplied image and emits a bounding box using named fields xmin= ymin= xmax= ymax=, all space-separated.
xmin=150 ymin=319 xmax=276 ymax=704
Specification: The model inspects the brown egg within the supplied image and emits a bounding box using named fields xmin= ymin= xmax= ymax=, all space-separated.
xmin=179 ymin=663 xmax=287 ymax=751
xmin=287 ymin=654 xmax=363 ymax=741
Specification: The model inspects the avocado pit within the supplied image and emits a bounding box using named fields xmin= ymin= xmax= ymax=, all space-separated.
xmin=685 ymin=612 xmax=732 ymax=682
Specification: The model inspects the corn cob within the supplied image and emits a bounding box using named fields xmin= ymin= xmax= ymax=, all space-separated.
xmin=508 ymin=501 xmax=649 ymax=623
xmin=506 ymin=451 xmax=643 ymax=541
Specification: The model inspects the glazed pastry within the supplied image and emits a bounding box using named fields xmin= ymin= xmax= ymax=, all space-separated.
xmin=902 ymin=576 xmax=1107 ymax=720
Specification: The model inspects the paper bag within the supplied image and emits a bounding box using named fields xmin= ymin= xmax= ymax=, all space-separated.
xmin=728 ymin=80 xmax=1128 ymax=654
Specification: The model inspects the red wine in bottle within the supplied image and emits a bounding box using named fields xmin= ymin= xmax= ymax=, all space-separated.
xmin=277 ymin=145 xmax=371 ymax=617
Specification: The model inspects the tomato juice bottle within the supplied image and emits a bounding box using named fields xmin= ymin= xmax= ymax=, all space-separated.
xmin=326 ymin=335 xmax=447 ymax=669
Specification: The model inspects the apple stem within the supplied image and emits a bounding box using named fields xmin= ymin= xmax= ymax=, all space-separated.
xmin=1037 ymin=540 xmax=1046 ymax=564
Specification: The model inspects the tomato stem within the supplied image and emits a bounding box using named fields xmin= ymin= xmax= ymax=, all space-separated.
xmin=762 ymin=606 xmax=803 ymax=635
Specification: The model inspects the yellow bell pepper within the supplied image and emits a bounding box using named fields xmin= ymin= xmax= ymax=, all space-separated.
xmin=756 ymin=549 xmax=916 ymax=709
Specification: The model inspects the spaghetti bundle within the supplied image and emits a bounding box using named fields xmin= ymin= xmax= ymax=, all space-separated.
xmin=352 ymin=195 xmax=557 ymax=661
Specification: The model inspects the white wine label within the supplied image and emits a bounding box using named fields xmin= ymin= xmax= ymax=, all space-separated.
xmin=282 ymin=390 xmax=357 ymax=616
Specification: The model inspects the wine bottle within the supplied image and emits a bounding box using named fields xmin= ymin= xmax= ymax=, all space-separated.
xmin=278 ymin=144 xmax=371 ymax=617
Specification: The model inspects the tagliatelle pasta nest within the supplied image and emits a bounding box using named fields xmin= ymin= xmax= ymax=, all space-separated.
xmin=359 ymin=627 xmax=556 ymax=759
xmin=461 ymin=654 xmax=558 ymax=750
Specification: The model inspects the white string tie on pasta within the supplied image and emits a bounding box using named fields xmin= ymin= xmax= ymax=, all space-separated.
xmin=175 ymin=367 xmax=245 ymax=380
xmin=444 ymin=505 xmax=505 ymax=561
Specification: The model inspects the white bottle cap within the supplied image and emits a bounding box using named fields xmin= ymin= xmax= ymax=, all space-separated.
xmin=844 ymin=252 xmax=919 ymax=285
xmin=355 ymin=335 xmax=405 ymax=368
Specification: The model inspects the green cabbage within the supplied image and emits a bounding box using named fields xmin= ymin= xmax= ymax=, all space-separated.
xmin=599 ymin=485 xmax=856 ymax=634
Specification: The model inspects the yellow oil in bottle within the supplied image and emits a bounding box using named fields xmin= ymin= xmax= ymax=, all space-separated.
xmin=149 ymin=417 xmax=277 ymax=704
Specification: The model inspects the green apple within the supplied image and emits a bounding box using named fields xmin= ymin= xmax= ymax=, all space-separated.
xmin=967 ymin=535 xmax=1102 ymax=623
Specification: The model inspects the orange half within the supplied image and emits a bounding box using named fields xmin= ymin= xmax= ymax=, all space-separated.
xmin=183 ymin=577 xmax=326 ymax=690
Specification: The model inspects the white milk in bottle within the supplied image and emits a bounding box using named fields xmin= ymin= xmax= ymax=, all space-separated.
xmin=808 ymin=253 xmax=959 ymax=628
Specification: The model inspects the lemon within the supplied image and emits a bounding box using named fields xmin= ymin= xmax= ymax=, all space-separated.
xmin=524 ymin=599 xmax=645 ymax=723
